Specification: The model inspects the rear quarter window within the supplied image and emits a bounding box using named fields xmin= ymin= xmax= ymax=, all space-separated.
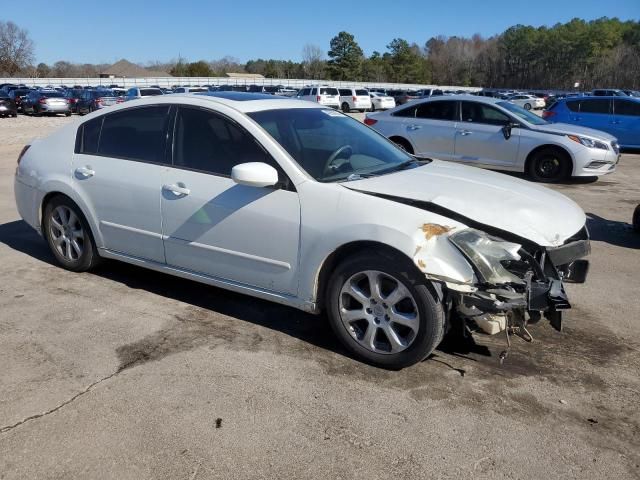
xmin=76 ymin=117 xmax=103 ymax=154
xmin=566 ymin=100 xmax=580 ymax=112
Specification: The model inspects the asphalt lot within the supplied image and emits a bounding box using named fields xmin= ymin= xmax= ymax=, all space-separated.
xmin=1 ymin=114 xmax=639 ymax=480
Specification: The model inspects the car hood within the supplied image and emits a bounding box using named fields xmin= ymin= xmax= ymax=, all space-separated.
xmin=530 ymin=122 xmax=617 ymax=141
xmin=343 ymin=160 xmax=586 ymax=247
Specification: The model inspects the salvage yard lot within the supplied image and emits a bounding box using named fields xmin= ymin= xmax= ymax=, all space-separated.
xmin=0 ymin=115 xmax=639 ymax=479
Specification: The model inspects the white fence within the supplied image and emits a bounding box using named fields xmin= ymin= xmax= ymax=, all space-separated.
xmin=0 ymin=76 xmax=481 ymax=92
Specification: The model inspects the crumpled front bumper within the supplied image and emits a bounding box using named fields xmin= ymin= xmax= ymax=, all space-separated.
xmin=456 ymin=227 xmax=591 ymax=331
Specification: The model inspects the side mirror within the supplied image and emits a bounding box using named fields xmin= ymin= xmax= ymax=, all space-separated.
xmin=502 ymin=122 xmax=519 ymax=140
xmin=231 ymin=162 xmax=279 ymax=188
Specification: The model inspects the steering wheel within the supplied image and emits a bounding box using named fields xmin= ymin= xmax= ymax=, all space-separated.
xmin=323 ymin=145 xmax=353 ymax=177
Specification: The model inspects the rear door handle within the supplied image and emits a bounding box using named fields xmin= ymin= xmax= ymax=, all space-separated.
xmin=162 ymin=184 xmax=190 ymax=196
xmin=458 ymin=130 xmax=472 ymax=136
xmin=75 ymin=166 xmax=95 ymax=177
xmin=570 ymin=116 xmax=581 ymax=121
xmin=407 ymin=124 xmax=422 ymax=131
xmin=610 ymin=120 xmax=621 ymax=124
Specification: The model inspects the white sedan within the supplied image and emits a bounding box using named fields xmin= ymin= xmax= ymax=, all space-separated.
xmin=369 ymin=92 xmax=396 ymax=111
xmin=15 ymin=92 xmax=591 ymax=368
xmin=508 ymin=94 xmax=545 ymax=110
xmin=364 ymin=95 xmax=619 ymax=181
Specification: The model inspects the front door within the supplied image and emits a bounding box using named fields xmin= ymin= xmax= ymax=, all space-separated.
xmin=453 ymin=101 xmax=520 ymax=168
xmin=160 ymin=106 xmax=301 ymax=295
xmin=612 ymin=98 xmax=640 ymax=147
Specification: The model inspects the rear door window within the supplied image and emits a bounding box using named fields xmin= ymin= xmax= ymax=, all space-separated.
xmin=580 ymin=99 xmax=611 ymax=114
xmin=98 ymin=106 xmax=170 ymax=163
xmin=416 ymin=101 xmax=457 ymax=121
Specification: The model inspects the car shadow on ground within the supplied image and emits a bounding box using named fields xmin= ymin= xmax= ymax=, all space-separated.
xmin=0 ymin=219 xmax=484 ymax=367
xmin=501 ymin=171 xmax=599 ymax=185
xmin=586 ymin=212 xmax=640 ymax=249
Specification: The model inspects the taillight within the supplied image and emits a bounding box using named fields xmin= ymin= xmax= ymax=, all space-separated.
xmin=95 ymin=98 xmax=103 ymax=104
xmin=116 ymin=98 xmax=124 ymax=103
xmin=316 ymin=95 xmax=321 ymax=102
xmin=17 ymin=145 xmax=30 ymax=165
xmin=39 ymin=98 xmax=47 ymax=104
xmin=364 ymin=118 xmax=377 ymax=126
xmin=542 ymin=110 xmax=555 ymax=119
xmin=352 ymin=96 xmax=357 ymax=102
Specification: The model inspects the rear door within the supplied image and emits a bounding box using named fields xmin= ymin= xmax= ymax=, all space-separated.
xmin=575 ymin=98 xmax=612 ymax=132
xmin=403 ymin=100 xmax=458 ymax=160
xmin=612 ymin=98 xmax=640 ymax=147
xmin=454 ymin=101 xmax=520 ymax=168
xmin=72 ymin=106 xmax=170 ymax=262
xmin=160 ymin=106 xmax=301 ymax=295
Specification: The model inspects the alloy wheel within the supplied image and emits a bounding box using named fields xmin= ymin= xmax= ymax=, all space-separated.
xmin=338 ymin=270 xmax=419 ymax=354
xmin=537 ymin=156 xmax=561 ymax=179
xmin=49 ymin=205 xmax=84 ymax=261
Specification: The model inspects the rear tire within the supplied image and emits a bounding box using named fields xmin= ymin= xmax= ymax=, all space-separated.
xmin=527 ymin=148 xmax=571 ymax=182
xmin=43 ymin=195 xmax=101 ymax=272
xmin=341 ymin=102 xmax=350 ymax=113
xmin=524 ymin=103 xmax=532 ymax=110
xmin=326 ymin=250 xmax=445 ymax=369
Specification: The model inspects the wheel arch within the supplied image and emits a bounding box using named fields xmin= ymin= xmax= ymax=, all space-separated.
xmin=524 ymin=144 xmax=574 ymax=176
xmin=314 ymin=241 xmax=421 ymax=312
xmin=39 ymin=186 xmax=103 ymax=248
xmin=388 ymin=135 xmax=415 ymax=154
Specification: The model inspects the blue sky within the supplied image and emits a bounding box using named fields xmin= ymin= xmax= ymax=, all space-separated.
xmin=7 ymin=0 xmax=640 ymax=65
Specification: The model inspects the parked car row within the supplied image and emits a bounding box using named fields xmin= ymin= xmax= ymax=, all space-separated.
xmin=364 ymin=95 xmax=622 ymax=182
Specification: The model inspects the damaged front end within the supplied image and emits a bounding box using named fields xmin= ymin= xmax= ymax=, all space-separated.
xmin=447 ymin=225 xmax=590 ymax=346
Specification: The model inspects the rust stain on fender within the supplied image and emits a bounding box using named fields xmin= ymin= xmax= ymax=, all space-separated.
xmin=421 ymin=224 xmax=453 ymax=240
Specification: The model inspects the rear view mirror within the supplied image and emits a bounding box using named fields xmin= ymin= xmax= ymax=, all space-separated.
xmin=231 ymin=162 xmax=279 ymax=188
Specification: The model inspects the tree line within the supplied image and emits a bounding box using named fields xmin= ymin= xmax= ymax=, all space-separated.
xmin=1 ymin=17 xmax=639 ymax=89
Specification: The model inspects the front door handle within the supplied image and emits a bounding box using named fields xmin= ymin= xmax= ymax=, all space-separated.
xmin=407 ymin=124 xmax=422 ymax=131
xmin=162 ymin=184 xmax=190 ymax=196
xmin=458 ymin=130 xmax=472 ymax=136
xmin=610 ymin=120 xmax=621 ymax=125
xmin=75 ymin=166 xmax=95 ymax=177
xmin=570 ymin=116 xmax=581 ymax=121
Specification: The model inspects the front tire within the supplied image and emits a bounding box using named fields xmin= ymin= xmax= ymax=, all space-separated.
xmin=527 ymin=148 xmax=571 ymax=182
xmin=341 ymin=102 xmax=350 ymax=113
xmin=43 ymin=196 xmax=101 ymax=272
xmin=633 ymin=204 xmax=640 ymax=233
xmin=326 ymin=251 xmax=445 ymax=369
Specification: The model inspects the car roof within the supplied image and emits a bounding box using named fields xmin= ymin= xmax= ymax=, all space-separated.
xmin=417 ymin=94 xmax=503 ymax=105
xmin=89 ymin=92 xmax=324 ymax=114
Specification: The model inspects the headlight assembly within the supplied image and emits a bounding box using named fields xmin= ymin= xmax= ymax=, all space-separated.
xmin=449 ymin=229 xmax=525 ymax=285
xmin=567 ymin=135 xmax=609 ymax=150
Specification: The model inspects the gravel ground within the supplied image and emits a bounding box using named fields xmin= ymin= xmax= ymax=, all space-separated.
xmin=0 ymin=113 xmax=639 ymax=480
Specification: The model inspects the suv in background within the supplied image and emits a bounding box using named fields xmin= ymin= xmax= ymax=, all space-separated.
xmin=296 ymin=86 xmax=340 ymax=108
xmin=338 ymin=87 xmax=372 ymax=112
xmin=543 ymin=96 xmax=640 ymax=148
xmin=592 ymin=89 xmax=627 ymax=97
xmin=125 ymin=87 xmax=164 ymax=101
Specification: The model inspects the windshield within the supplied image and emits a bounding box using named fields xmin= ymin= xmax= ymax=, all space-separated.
xmin=248 ymin=108 xmax=416 ymax=182
xmin=497 ymin=101 xmax=548 ymax=125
